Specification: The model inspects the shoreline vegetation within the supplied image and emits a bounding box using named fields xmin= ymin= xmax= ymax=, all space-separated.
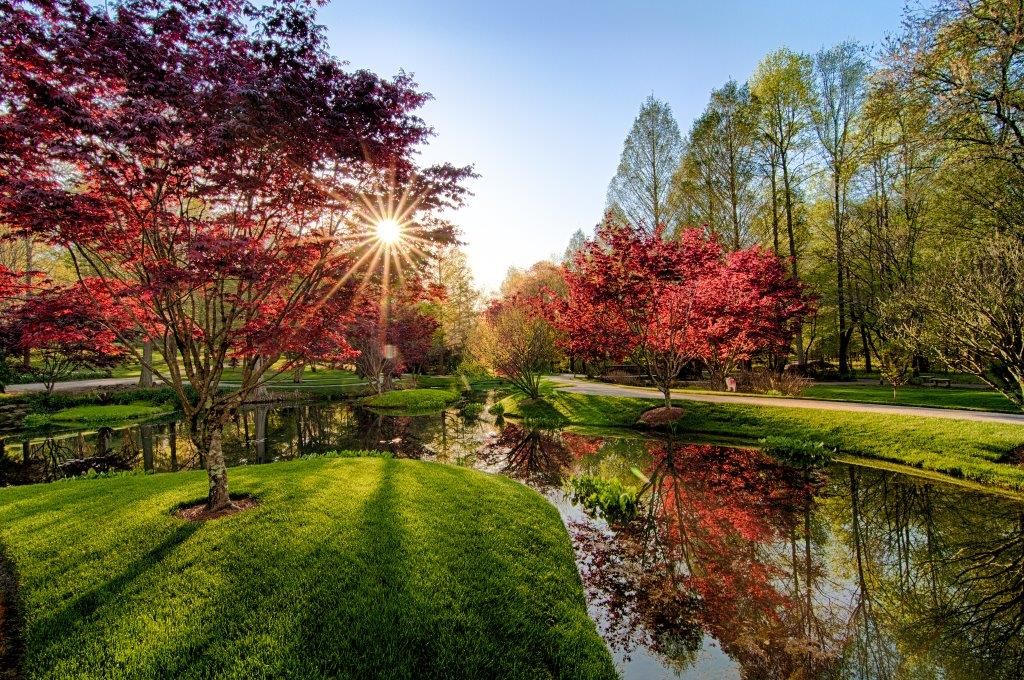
xmin=497 ymin=389 xmax=1024 ymax=494
xmin=0 ymin=456 xmax=616 ymax=679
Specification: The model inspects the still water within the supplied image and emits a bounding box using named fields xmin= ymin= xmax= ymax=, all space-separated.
xmin=2 ymin=400 xmax=1023 ymax=679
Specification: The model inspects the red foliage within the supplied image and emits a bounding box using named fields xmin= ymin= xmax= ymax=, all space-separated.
xmin=0 ymin=0 xmax=471 ymax=506
xmin=3 ymin=279 xmax=137 ymax=391
xmin=551 ymin=215 xmax=810 ymax=392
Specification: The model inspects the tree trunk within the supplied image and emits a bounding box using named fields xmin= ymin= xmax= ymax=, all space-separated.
xmin=834 ymin=177 xmax=850 ymax=376
xmin=251 ymin=356 xmax=270 ymax=401
xmin=139 ymin=339 xmax=154 ymax=388
xmin=140 ymin=424 xmax=154 ymax=471
xmin=781 ymin=154 xmax=805 ymax=366
xmin=769 ymin=164 xmax=780 ymax=255
xmin=193 ymin=417 xmax=231 ymax=511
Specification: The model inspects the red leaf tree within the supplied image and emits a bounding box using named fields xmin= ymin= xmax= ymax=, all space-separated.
xmin=553 ymin=216 xmax=809 ymax=404
xmin=0 ymin=0 xmax=470 ymax=509
xmin=4 ymin=279 xmax=135 ymax=393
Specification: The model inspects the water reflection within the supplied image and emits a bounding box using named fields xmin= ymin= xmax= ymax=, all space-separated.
xmin=2 ymin=403 xmax=1023 ymax=677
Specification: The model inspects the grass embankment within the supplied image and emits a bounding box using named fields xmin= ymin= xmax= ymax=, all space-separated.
xmin=21 ymin=403 xmax=174 ymax=429
xmin=499 ymin=390 xmax=1024 ymax=492
xmin=800 ymin=383 xmax=1016 ymax=412
xmin=361 ymin=388 xmax=459 ymax=413
xmin=0 ymin=456 xmax=615 ymax=679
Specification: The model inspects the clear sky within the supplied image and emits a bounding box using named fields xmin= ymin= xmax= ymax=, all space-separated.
xmin=320 ymin=0 xmax=905 ymax=292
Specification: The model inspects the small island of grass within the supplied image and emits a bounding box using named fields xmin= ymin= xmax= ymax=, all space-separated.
xmin=361 ymin=388 xmax=459 ymax=412
xmin=21 ymin=402 xmax=174 ymax=430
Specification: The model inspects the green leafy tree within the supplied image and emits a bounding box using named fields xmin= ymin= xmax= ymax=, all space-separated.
xmin=607 ymin=96 xmax=685 ymax=234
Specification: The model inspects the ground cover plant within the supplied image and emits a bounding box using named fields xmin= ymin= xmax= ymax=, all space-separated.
xmin=498 ymin=390 xmax=1024 ymax=492
xmin=0 ymin=457 xmax=615 ymax=679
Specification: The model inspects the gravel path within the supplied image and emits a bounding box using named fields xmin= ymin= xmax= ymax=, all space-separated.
xmin=549 ymin=375 xmax=1024 ymax=426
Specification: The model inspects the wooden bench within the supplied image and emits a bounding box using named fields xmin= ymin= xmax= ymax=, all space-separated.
xmin=920 ymin=375 xmax=952 ymax=388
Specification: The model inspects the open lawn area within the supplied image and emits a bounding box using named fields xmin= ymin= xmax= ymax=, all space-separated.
xmin=0 ymin=456 xmax=614 ymax=679
xmin=800 ymin=383 xmax=1017 ymax=412
xmin=499 ymin=390 xmax=1024 ymax=493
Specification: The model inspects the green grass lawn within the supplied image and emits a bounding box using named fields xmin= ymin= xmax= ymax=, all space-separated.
xmin=0 ymin=457 xmax=615 ymax=679
xmin=800 ymin=383 xmax=1017 ymax=412
xmin=361 ymin=388 xmax=459 ymax=413
xmin=499 ymin=390 xmax=1024 ymax=493
xmin=21 ymin=403 xmax=174 ymax=430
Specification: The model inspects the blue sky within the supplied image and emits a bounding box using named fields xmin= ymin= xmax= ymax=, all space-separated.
xmin=320 ymin=0 xmax=905 ymax=291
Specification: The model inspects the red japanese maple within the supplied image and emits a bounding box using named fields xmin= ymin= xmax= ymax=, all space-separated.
xmin=553 ymin=216 xmax=809 ymax=403
xmin=4 ymin=279 xmax=136 ymax=393
xmin=0 ymin=0 xmax=470 ymax=509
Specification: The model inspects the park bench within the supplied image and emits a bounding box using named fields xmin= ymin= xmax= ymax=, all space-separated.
xmin=920 ymin=374 xmax=952 ymax=388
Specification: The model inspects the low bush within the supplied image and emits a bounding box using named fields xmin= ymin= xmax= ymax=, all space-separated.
xmin=759 ymin=436 xmax=835 ymax=468
xmin=736 ymin=369 xmax=811 ymax=396
xmin=565 ymin=475 xmax=640 ymax=523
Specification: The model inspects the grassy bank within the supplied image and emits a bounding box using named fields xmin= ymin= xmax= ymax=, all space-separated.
xmin=362 ymin=388 xmax=459 ymax=412
xmin=499 ymin=390 xmax=1024 ymax=492
xmin=800 ymin=383 xmax=1016 ymax=412
xmin=21 ymin=403 xmax=174 ymax=429
xmin=0 ymin=456 xmax=614 ymax=679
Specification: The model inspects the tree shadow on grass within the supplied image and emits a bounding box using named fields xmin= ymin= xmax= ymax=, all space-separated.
xmin=29 ymin=523 xmax=199 ymax=664
xmin=286 ymin=458 xmax=425 ymax=677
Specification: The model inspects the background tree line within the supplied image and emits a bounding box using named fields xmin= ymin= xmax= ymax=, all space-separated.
xmin=604 ymin=0 xmax=1024 ymax=409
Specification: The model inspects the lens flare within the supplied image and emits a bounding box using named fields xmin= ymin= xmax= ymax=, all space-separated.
xmin=375 ymin=218 xmax=402 ymax=244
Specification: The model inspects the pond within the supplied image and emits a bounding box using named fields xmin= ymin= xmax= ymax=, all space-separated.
xmin=2 ymin=398 xmax=1023 ymax=679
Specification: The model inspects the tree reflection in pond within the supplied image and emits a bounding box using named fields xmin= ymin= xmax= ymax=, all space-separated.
xmin=560 ymin=434 xmax=1024 ymax=679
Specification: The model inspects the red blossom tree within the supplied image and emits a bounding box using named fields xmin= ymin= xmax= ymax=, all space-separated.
xmin=4 ymin=279 xmax=135 ymax=393
xmin=696 ymin=246 xmax=810 ymax=388
xmin=553 ymin=216 xmax=810 ymax=404
xmin=0 ymin=0 xmax=470 ymax=509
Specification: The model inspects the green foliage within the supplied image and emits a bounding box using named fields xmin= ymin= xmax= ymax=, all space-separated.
xmin=361 ymin=388 xmax=458 ymax=412
xmin=459 ymin=402 xmax=484 ymax=419
xmin=0 ymin=458 xmax=616 ymax=679
xmin=759 ymin=436 xmax=834 ymax=468
xmin=565 ymin=475 xmax=640 ymax=523
xmin=489 ymin=402 xmax=505 ymax=417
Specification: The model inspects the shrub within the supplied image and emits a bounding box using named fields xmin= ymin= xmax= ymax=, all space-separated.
xmin=737 ymin=369 xmax=811 ymax=396
xmin=460 ymin=402 xmax=484 ymax=419
xmin=489 ymin=402 xmax=505 ymax=417
xmin=598 ymin=368 xmax=638 ymax=385
xmin=565 ymin=475 xmax=640 ymax=523
xmin=759 ymin=436 xmax=834 ymax=468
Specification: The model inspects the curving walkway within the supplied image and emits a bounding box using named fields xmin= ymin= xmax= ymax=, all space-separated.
xmin=4 ymin=377 xmax=137 ymax=394
xmin=549 ymin=374 xmax=1024 ymax=426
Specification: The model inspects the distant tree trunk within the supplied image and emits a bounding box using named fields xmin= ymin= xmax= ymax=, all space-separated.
xmin=21 ymin=237 xmax=32 ymax=371
xmin=139 ymin=339 xmax=154 ymax=388
xmin=168 ymin=422 xmax=178 ymax=472
xmin=140 ymin=424 xmax=154 ymax=471
xmin=781 ymin=155 xmax=805 ymax=366
xmin=251 ymin=356 xmax=270 ymax=401
xmin=769 ymin=163 xmax=781 ymax=255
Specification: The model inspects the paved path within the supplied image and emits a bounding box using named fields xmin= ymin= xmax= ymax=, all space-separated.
xmin=549 ymin=375 xmax=1024 ymax=426
xmin=5 ymin=377 xmax=138 ymax=394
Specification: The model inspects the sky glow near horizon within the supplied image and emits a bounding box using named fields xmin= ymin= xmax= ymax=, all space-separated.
xmin=320 ymin=0 xmax=903 ymax=292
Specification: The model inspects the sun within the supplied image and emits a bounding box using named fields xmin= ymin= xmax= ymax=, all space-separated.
xmin=375 ymin=218 xmax=402 ymax=245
